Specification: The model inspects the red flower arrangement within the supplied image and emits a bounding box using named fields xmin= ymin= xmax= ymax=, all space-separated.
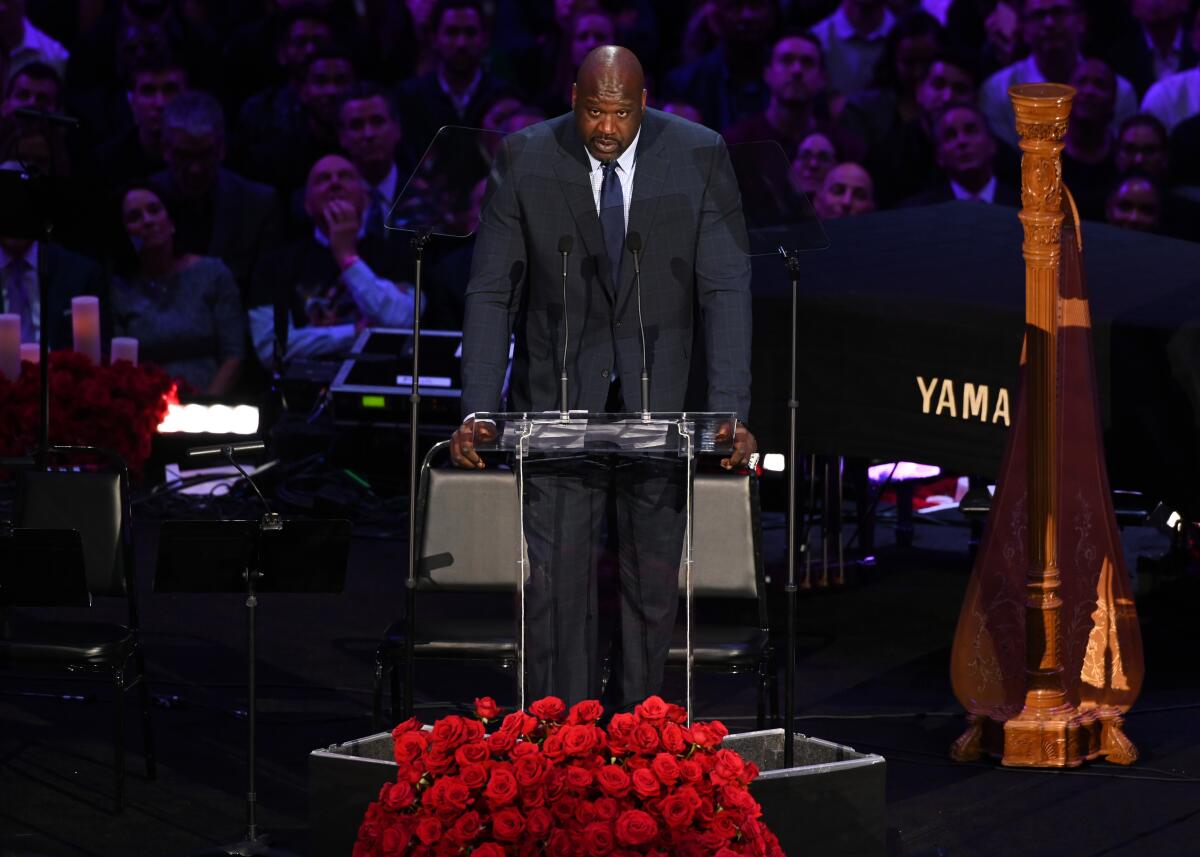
xmin=0 ymin=351 xmax=175 ymax=477
xmin=355 ymin=696 xmax=786 ymax=857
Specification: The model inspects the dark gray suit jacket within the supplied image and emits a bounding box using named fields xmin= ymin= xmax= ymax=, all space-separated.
xmin=462 ymin=108 xmax=753 ymax=421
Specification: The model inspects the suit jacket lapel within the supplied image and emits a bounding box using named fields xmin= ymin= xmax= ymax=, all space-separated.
xmin=553 ymin=121 xmax=614 ymax=300
xmin=617 ymin=113 xmax=667 ymax=312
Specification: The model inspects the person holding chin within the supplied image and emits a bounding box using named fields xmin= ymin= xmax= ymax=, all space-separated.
xmin=246 ymin=153 xmax=419 ymax=367
xmin=110 ymin=184 xmax=244 ymax=395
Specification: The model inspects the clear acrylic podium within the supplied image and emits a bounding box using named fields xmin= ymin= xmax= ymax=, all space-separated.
xmin=471 ymin=411 xmax=736 ymax=721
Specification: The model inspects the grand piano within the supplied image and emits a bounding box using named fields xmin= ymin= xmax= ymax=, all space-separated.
xmin=746 ymin=201 xmax=1200 ymax=515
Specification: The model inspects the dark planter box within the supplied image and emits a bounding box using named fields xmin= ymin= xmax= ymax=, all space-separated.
xmin=310 ymin=728 xmax=885 ymax=856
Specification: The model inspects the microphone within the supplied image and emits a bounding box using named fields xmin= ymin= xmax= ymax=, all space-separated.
xmin=626 ymin=231 xmax=649 ymax=419
xmin=14 ymin=108 xmax=80 ymax=127
xmin=557 ymin=235 xmax=573 ymax=418
xmin=185 ymin=440 xmax=266 ymax=460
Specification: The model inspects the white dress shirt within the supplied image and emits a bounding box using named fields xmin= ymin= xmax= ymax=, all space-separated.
xmin=950 ymin=176 xmax=997 ymax=203
xmin=0 ymin=241 xmax=40 ymax=340
xmin=1142 ymin=67 xmax=1200 ymax=132
xmin=585 ymin=128 xmax=640 ymax=232
xmin=980 ymin=56 xmax=1138 ymax=147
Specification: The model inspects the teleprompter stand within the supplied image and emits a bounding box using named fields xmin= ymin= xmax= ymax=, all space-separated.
xmin=156 ymin=507 xmax=351 ymax=855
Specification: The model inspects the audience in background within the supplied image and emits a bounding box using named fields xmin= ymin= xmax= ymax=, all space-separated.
xmin=791 ymin=130 xmax=839 ymax=195
xmin=1105 ymin=173 xmax=1164 ymax=232
xmin=96 ymin=51 xmax=187 ymax=184
xmin=813 ymin=161 xmax=877 ymax=218
xmin=248 ymin=154 xmax=418 ymax=366
xmin=110 ymin=184 xmax=244 ymax=394
xmin=9 ymin=0 xmax=1200 ymax=400
xmin=0 ymin=0 xmax=69 ymax=88
xmin=2 ymin=60 xmax=62 ymax=116
xmin=979 ymin=0 xmax=1138 ymax=148
xmin=665 ymin=0 xmax=778 ymax=130
xmin=905 ymin=103 xmax=1017 ymax=205
xmin=152 ymin=92 xmax=282 ymax=298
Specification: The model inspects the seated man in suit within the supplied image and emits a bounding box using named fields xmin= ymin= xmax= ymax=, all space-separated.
xmin=451 ymin=46 xmax=757 ymax=709
xmin=247 ymin=153 xmax=419 ymax=368
xmin=0 ymin=164 xmax=107 ymax=348
xmin=336 ymin=82 xmax=406 ymax=240
xmin=152 ymin=91 xmax=283 ymax=298
xmin=904 ymin=104 xmax=1019 ymax=206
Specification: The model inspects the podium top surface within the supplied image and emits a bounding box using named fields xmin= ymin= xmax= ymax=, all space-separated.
xmin=470 ymin=411 xmax=738 ymax=455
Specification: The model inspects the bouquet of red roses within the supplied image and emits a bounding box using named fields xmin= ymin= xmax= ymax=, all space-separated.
xmin=0 ymin=351 xmax=175 ymax=478
xmin=354 ymin=695 xmax=786 ymax=857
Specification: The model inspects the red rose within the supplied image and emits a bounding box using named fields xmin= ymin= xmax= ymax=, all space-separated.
xmin=547 ymin=830 xmax=574 ymax=857
xmin=607 ymin=713 xmax=636 ymax=749
xmin=615 ymin=809 xmax=658 ymax=846
xmin=530 ymin=696 xmax=567 ymax=722
xmin=472 ymin=844 xmax=506 ymax=857
xmin=425 ymin=776 xmax=471 ymax=814
xmin=514 ymin=751 xmax=548 ymax=788
xmin=381 ymin=780 xmax=416 ymax=811
xmin=541 ymin=733 xmax=566 ymax=761
xmin=660 ymin=722 xmax=686 ymax=754
xmin=565 ymin=764 xmax=594 ymax=790
xmin=391 ymin=716 xmax=422 ymax=737
xmin=568 ymin=699 xmax=605 ymax=725
xmin=455 ymin=740 xmax=490 ymax=767
xmin=630 ymin=723 xmax=660 ymax=755
xmin=394 ymin=730 xmax=428 ymax=765
xmin=582 ymin=820 xmax=615 ymax=856
xmin=520 ymin=784 xmax=546 ymax=808
xmin=573 ymin=799 xmax=598 ymax=825
xmin=415 ymin=816 xmax=442 ymax=846
xmin=711 ymin=749 xmax=747 ymax=785
xmin=510 ymin=741 xmax=539 ymax=758
xmin=526 ymin=806 xmax=553 ymax=838
xmin=422 ymin=745 xmax=455 ymax=775
xmin=474 ymin=696 xmax=501 ymax=721
xmin=651 ymin=753 xmax=680 ymax=785
xmin=634 ymin=695 xmax=669 ymax=722
xmin=500 ymin=710 xmax=539 ymax=737
xmin=678 ymin=759 xmax=703 ymax=783
xmin=665 ymin=703 xmax=688 ymax=724
xmin=659 ymin=793 xmax=696 ymax=830
xmin=631 ymin=767 xmax=660 ymax=799
xmin=492 ymin=806 xmax=526 ymax=841
xmin=460 ymin=763 xmax=489 ymax=791
xmin=485 ymin=764 xmax=519 ymax=806
xmin=593 ymin=796 xmax=619 ymax=822
xmin=710 ymin=810 xmax=738 ymax=841
xmin=561 ymin=724 xmax=599 ymax=756
xmin=448 ymin=810 xmax=482 ymax=845
xmin=595 ymin=765 xmax=632 ymax=798
xmin=431 ymin=715 xmax=469 ymax=750
xmin=488 ymin=729 xmax=518 ymax=755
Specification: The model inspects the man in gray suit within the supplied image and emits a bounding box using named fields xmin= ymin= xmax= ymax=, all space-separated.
xmin=451 ymin=46 xmax=756 ymax=708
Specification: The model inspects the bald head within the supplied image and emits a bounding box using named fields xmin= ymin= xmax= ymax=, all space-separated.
xmin=573 ymin=46 xmax=647 ymax=161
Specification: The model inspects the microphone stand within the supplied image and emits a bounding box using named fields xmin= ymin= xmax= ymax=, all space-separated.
xmin=780 ymin=248 xmax=802 ymax=768
xmin=221 ymin=446 xmax=289 ymax=856
xmin=403 ymin=226 xmax=432 ymax=720
xmin=627 ymin=234 xmax=649 ymax=419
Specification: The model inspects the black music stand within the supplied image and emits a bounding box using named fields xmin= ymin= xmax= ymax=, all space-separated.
xmin=155 ymin=517 xmax=352 ymax=856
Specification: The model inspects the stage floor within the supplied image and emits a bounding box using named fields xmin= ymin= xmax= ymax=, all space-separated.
xmin=2 ymin=510 xmax=1198 ymax=857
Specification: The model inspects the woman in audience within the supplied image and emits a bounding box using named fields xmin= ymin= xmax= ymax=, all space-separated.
xmin=1105 ymin=173 xmax=1164 ymax=233
xmin=791 ymin=131 xmax=839 ymax=196
xmin=110 ymin=184 xmax=245 ymax=395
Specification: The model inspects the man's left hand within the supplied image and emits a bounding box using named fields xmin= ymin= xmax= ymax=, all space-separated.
xmin=718 ymin=423 xmax=757 ymax=471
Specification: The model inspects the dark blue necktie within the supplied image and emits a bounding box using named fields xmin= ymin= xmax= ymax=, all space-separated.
xmin=599 ymin=161 xmax=624 ymax=288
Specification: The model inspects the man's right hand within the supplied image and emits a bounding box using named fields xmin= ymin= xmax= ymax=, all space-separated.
xmin=450 ymin=418 xmax=495 ymax=469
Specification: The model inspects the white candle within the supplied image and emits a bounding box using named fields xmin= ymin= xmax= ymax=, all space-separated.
xmin=110 ymin=337 xmax=138 ymax=366
xmin=0 ymin=314 xmax=19 ymax=380
xmin=72 ymin=295 xmax=102 ymax=364
xmin=20 ymin=343 xmax=40 ymax=364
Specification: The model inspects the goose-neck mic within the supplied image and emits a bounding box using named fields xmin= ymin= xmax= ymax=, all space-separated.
xmin=626 ymin=231 xmax=649 ymax=419
xmin=557 ymin=235 xmax=573 ymax=418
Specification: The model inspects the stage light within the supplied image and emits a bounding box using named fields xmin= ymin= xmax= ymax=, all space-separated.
xmin=158 ymin=403 xmax=260 ymax=435
xmin=762 ymin=453 xmax=786 ymax=472
xmin=867 ymin=461 xmax=940 ymax=482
